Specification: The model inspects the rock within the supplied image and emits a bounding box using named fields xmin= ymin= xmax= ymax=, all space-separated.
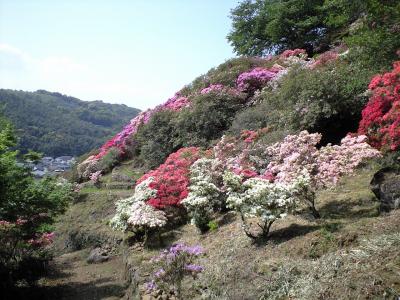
xmin=111 ymin=170 xmax=133 ymax=182
xmin=87 ymin=247 xmax=109 ymax=264
xmin=371 ymin=167 xmax=400 ymax=211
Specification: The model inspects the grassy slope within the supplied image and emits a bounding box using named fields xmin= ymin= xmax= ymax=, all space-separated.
xmin=48 ymin=162 xmax=400 ymax=299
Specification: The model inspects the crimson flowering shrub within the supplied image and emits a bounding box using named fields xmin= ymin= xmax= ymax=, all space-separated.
xmin=358 ymin=61 xmax=400 ymax=151
xmin=137 ymin=147 xmax=201 ymax=209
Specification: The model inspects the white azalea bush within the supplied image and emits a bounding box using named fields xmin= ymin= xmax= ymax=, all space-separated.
xmin=181 ymin=158 xmax=223 ymax=232
xmin=224 ymin=170 xmax=311 ymax=239
xmin=110 ymin=177 xmax=167 ymax=243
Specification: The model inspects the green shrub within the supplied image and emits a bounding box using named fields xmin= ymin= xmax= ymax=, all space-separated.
xmin=208 ymin=220 xmax=219 ymax=232
xmin=134 ymin=110 xmax=180 ymax=169
xmin=174 ymin=91 xmax=246 ymax=148
xmin=228 ymin=103 xmax=273 ymax=135
xmin=259 ymin=62 xmax=373 ymax=144
xmin=97 ymin=147 xmax=120 ymax=173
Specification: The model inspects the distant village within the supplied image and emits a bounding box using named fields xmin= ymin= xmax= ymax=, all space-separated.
xmin=22 ymin=156 xmax=76 ymax=178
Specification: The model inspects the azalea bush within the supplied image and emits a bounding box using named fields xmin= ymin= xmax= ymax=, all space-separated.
xmin=137 ymin=147 xmax=201 ymax=209
xmin=146 ymin=243 xmax=204 ymax=298
xmin=265 ymin=131 xmax=381 ymax=216
xmin=358 ymin=61 xmax=400 ymax=151
xmin=224 ymin=170 xmax=310 ymax=239
xmin=181 ymin=158 xmax=223 ymax=232
xmin=110 ymin=177 xmax=167 ymax=245
xmin=236 ymin=67 xmax=278 ymax=94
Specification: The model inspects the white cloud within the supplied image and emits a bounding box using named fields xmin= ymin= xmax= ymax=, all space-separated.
xmin=0 ymin=43 xmax=173 ymax=110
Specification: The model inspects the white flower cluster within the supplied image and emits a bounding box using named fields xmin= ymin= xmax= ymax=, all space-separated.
xmin=224 ymin=171 xmax=310 ymax=224
xmin=127 ymin=201 xmax=167 ymax=228
xmin=110 ymin=177 xmax=166 ymax=231
xmin=181 ymin=158 xmax=222 ymax=228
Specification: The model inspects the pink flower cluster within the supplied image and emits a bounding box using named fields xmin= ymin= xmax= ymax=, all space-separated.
xmin=309 ymin=50 xmax=339 ymax=69
xmin=213 ymin=128 xmax=273 ymax=181
xmin=213 ymin=129 xmax=379 ymax=189
xmin=237 ymin=67 xmax=279 ymax=93
xmin=316 ymin=135 xmax=381 ymax=187
xmin=137 ymin=147 xmax=200 ymax=209
xmin=89 ymin=170 xmax=102 ymax=183
xmin=91 ymin=93 xmax=190 ymax=161
xmin=358 ymin=61 xmax=400 ymax=151
xmin=200 ymin=84 xmax=225 ymax=94
xmin=266 ymin=131 xmax=381 ymax=188
xmin=280 ymin=48 xmax=307 ymax=58
xmin=28 ymin=232 xmax=55 ymax=247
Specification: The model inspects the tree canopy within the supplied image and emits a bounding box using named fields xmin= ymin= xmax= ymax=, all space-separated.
xmin=227 ymin=0 xmax=399 ymax=56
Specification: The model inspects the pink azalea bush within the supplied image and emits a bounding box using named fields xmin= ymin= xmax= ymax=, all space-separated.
xmin=89 ymin=170 xmax=102 ymax=187
xmin=266 ymin=131 xmax=381 ymax=188
xmin=265 ymin=131 xmax=381 ymax=216
xmin=237 ymin=67 xmax=279 ymax=93
xmin=81 ymin=92 xmax=190 ymax=171
xmin=200 ymin=84 xmax=225 ymax=94
xmin=280 ymin=48 xmax=307 ymax=58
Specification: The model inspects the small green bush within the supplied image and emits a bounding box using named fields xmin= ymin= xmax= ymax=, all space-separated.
xmin=208 ymin=220 xmax=219 ymax=232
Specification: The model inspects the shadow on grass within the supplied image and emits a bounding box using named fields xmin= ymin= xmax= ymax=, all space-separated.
xmin=318 ymin=198 xmax=379 ymax=220
xmin=250 ymin=223 xmax=321 ymax=247
xmin=4 ymin=277 xmax=126 ymax=300
xmin=2 ymin=256 xmax=126 ymax=300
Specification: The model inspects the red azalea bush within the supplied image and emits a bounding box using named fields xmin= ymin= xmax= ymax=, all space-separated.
xmin=137 ymin=147 xmax=201 ymax=209
xmin=358 ymin=61 xmax=400 ymax=151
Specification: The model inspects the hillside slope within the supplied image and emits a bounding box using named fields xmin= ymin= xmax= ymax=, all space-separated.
xmin=0 ymin=89 xmax=140 ymax=156
xmin=43 ymin=162 xmax=399 ymax=299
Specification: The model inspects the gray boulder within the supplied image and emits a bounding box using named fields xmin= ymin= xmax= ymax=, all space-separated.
xmin=87 ymin=247 xmax=109 ymax=264
xmin=371 ymin=167 xmax=400 ymax=211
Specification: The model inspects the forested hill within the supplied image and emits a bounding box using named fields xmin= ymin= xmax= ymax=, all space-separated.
xmin=0 ymin=89 xmax=140 ymax=157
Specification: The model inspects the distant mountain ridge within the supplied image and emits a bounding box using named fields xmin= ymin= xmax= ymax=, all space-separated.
xmin=0 ymin=89 xmax=140 ymax=157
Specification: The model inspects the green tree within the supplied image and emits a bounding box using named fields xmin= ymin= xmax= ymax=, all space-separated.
xmin=0 ymin=115 xmax=73 ymax=290
xmin=227 ymin=0 xmax=399 ymax=56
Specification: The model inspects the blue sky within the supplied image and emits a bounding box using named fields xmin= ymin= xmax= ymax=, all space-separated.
xmin=0 ymin=0 xmax=239 ymax=110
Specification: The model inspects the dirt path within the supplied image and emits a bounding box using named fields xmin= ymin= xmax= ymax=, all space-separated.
xmin=37 ymin=249 xmax=127 ymax=300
